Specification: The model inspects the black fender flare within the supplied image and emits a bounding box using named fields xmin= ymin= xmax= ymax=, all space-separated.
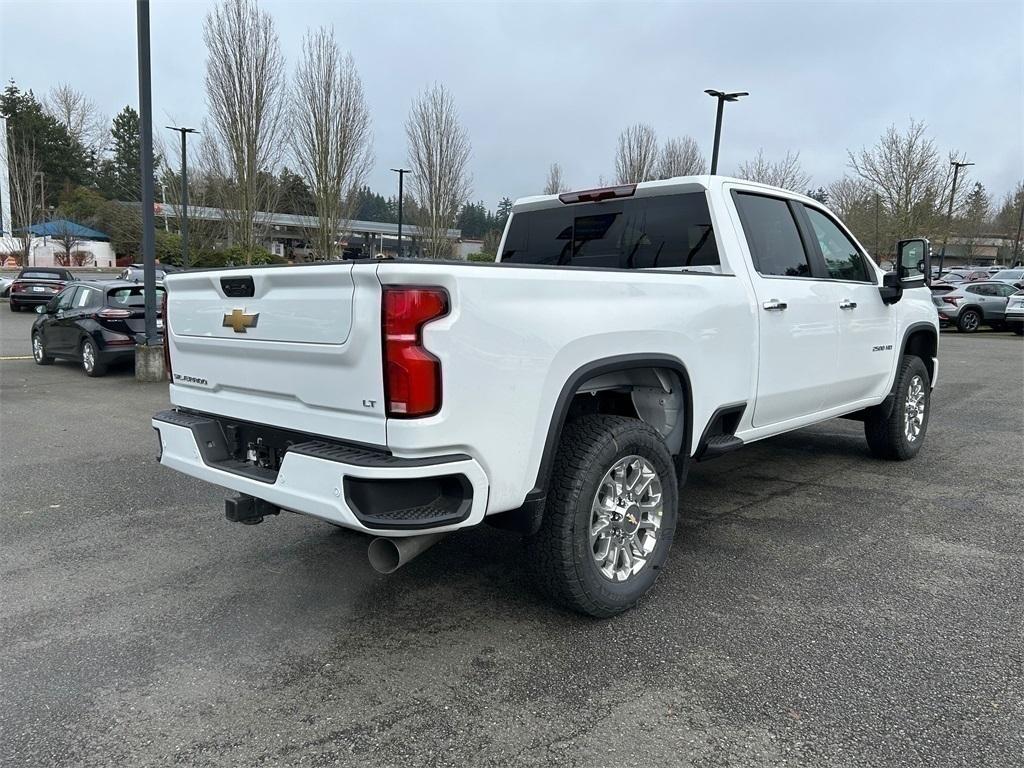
xmin=525 ymin=353 xmax=692 ymax=503
xmin=489 ymin=354 xmax=694 ymax=536
xmin=870 ymin=321 xmax=938 ymax=418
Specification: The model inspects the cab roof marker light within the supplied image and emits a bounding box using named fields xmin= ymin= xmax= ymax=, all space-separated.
xmin=558 ymin=184 xmax=637 ymax=205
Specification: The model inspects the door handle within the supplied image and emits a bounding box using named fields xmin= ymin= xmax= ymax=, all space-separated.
xmin=762 ymin=299 xmax=787 ymax=311
xmin=839 ymin=300 xmax=857 ymax=310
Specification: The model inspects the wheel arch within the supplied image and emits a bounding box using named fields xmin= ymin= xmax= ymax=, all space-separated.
xmin=489 ymin=355 xmax=693 ymax=537
xmin=901 ymin=322 xmax=938 ymax=384
xmin=538 ymin=354 xmax=692 ymax=494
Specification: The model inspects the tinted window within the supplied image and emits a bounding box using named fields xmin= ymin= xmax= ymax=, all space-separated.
xmin=19 ymin=270 xmax=66 ymax=280
xmin=501 ymin=192 xmax=719 ymax=269
xmin=107 ymin=286 xmax=166 ymax=307
xmin=993 ymin=270 xmax=1024 ymax=280
xmin=56 ymin=287 xmax=76 ymax=310
xmin=73 ymin=287 xmax=94 ymax=308
xmin=734 ymin=194 xmax=810 ymax=277
xmin=965 ymin=285 xmax=990 ymax=295
xmin=804 ymin=207 xmax=869 ymax=281
xmin=994 ymin=284 xmax=1016 ymax=297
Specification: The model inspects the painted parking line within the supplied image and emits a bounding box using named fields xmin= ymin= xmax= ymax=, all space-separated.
xmin=0 ymin=355 xmax=33 ymax=361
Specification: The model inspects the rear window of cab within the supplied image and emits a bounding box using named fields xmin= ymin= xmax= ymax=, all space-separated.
xmin=501 ymin=192 xmax=720 ymax=270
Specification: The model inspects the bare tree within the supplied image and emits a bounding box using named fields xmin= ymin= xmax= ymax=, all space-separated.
xmin=657 ymin=136 xmax=707 ymax=179
xmin=847 ymin=119 xmax=965 ymax=239
xmin=615 ymin=124 xmax=659 ymax=184
xmin=203 ymin=0 xmax=288 ymax=262
xmin=543 ymin=162 xmax=568 ymax=195
xmin=291 ymin=28 xmax=373 ymax=260
xmin=6 ymin=137 xmax=40 ymax=266
xmin=405 ymin=84 xmax=472 ymax=259
xmin=51 ymin=220 xmax=88 ymax=266
xmin=736 ymin=149 xmax=811 ymax=191
xmin=44 ymin=83 xmax=107 ymax=153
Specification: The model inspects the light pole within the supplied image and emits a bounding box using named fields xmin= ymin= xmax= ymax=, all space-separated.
xmin=938 ymin=159 xmax=974 ymax=275
xmin=704 ymin=89 xmax=748 ymax=174
xmin=390 ymin=168 xmax=411 ymax=257
xmin=1012 ymin=192 xmax=1024 ymax=266
xmin=166 ymin=125 xmax=198 ymax=267
xmin=135 ymin=0 xmax=162 ymax=381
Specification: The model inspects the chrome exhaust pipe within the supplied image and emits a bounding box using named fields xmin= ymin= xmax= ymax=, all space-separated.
xmin=367 ymin=532 xmax=447 ymax=574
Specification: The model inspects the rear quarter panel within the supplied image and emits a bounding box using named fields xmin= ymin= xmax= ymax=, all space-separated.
xmin=377 ymin=262 xmax=755 ymax=514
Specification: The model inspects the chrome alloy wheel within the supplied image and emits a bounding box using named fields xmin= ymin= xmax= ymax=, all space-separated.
xmin=904 ymin=374 xmax=926 ymax=442
xmin=82 ymin=341 xmax=95 ymax=373
xmin=32 ymin=334 xmax=44 ymax=362
xmin=590 ymin=455 xmax=664 ymax=582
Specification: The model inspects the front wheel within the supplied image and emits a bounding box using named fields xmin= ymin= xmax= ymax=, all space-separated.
xmin=864 ymin=355 xmax=930 ymax=460
xmin=32 ymin=332 xmax=53 ymax=365
xmin=525 ymin=415 xmax=679 ymax=617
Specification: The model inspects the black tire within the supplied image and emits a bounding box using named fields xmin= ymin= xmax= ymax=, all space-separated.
xmin=957 ymin=309 xmax=981 ymax=333
xmin=81 ymin=338 xmax=107 ymax=377
xmin=1014 ymin=326 xmax=1024 ymax=336
xmin=864 ymin=355 xmax=930 ymax=461
xmin=32 ymin=332 xmax=53 ymax=365
xmin=525 ymin=415 xmax=679 ymax=618
xmin=9 ymin=301 xmax=20 ymax=312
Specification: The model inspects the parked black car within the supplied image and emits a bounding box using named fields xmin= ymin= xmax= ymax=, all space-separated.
xmin=9 ymin=267 xmax=76 ymax=311
xmin=31 ymin=280 xmax=165 ymax=377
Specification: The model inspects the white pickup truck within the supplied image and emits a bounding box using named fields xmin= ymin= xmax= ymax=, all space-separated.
xmin=153 ymin=175 xmax=938 ymax=617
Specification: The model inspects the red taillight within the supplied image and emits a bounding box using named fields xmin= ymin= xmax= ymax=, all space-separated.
xmin=11 ymin=282 xmax=23 ymax=292
xmin=97 ymin=307 xmax=132 ymax=319
xmin=382 ymin=286 xmax=449 ymax=418
xmin=162 ymin=292 xmax=171 ymax=379
xmin=942 ymin=296 xmax=961 ymax=306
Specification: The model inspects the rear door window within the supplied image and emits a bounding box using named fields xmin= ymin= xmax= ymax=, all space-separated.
xmin=501 ymin=192 xmax=719 ymax=269
xmin=803 ymin=206 xmax=871 ymax=281
xmin=734 ymin=193 xmax=811 ymax=278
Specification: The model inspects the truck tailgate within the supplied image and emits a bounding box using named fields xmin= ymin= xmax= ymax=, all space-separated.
xmin=164 ymin=263 xmax=387 ymax=446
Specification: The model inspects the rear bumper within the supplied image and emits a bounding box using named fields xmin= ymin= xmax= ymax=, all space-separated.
xmin=10 ymin=292 xmax=57 ymax=305
xmin=152 ymin=410 xmax=489 ymax=536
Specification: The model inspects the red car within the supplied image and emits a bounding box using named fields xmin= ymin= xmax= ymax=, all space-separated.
xmin=8 ymin=267 xmax=75 ymax=312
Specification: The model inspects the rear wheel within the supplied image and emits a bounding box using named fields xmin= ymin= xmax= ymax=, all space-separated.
xmin=864 ymin=355 xmax=930 ymax=460
xmin=957 ymin=309 xmax=981 ymax=333
xmin=9 ymin=301 xmax=19 ymax=312
xmin=1014 ymin=326 xmax=1024 ymax=336
xmin=81 ymin=338 xmax=107 ymax=377
xmin=32 ymin=332 xmax=53 ymax=365
xmin=525 ymin=415 xmax=679 ymax=617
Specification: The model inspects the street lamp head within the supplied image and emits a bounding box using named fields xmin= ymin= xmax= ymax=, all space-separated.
xmin=165 ymin=126 xmax=199 ymax=134
xmin=705 ymin=89 xmax=749 ymax=102
xmin=390 ymin=167 xmax=411 ymax=174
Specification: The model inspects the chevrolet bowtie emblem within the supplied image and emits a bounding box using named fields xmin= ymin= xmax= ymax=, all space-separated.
xmin=223 ymin=308 xmax=259 ymax=333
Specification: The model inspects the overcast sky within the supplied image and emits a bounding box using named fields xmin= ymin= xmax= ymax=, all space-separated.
xmin=1 ymin=0 xmax=1022 ymax=208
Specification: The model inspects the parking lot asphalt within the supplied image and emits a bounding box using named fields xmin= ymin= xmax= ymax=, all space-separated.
xmin=1 ymin=305 xmax=1022 ymax=768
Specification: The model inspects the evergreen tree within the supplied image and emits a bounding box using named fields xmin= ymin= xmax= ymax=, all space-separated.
xmin=496 ymin=197 xmax=513 ymax=228
xmin=1 ymin=80 xmax=90 ymax=208
xmin=96 ymin=106 xmax=153 ymax=201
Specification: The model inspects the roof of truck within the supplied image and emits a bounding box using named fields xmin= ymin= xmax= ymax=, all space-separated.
xmin=512 ymin=175 xmax=818 ymax=211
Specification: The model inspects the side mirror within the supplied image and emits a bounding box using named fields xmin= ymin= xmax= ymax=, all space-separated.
xmin=879 ymin=271 xmax=903 ymax=305
xmin=896 ymin=238 xmax=930 ymax=288
xmin=35 ymin=304 xmax=47 ymax=314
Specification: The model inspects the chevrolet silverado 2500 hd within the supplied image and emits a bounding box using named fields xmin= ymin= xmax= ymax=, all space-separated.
xmin=152 ymin=176 xmax=938 ymax=617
